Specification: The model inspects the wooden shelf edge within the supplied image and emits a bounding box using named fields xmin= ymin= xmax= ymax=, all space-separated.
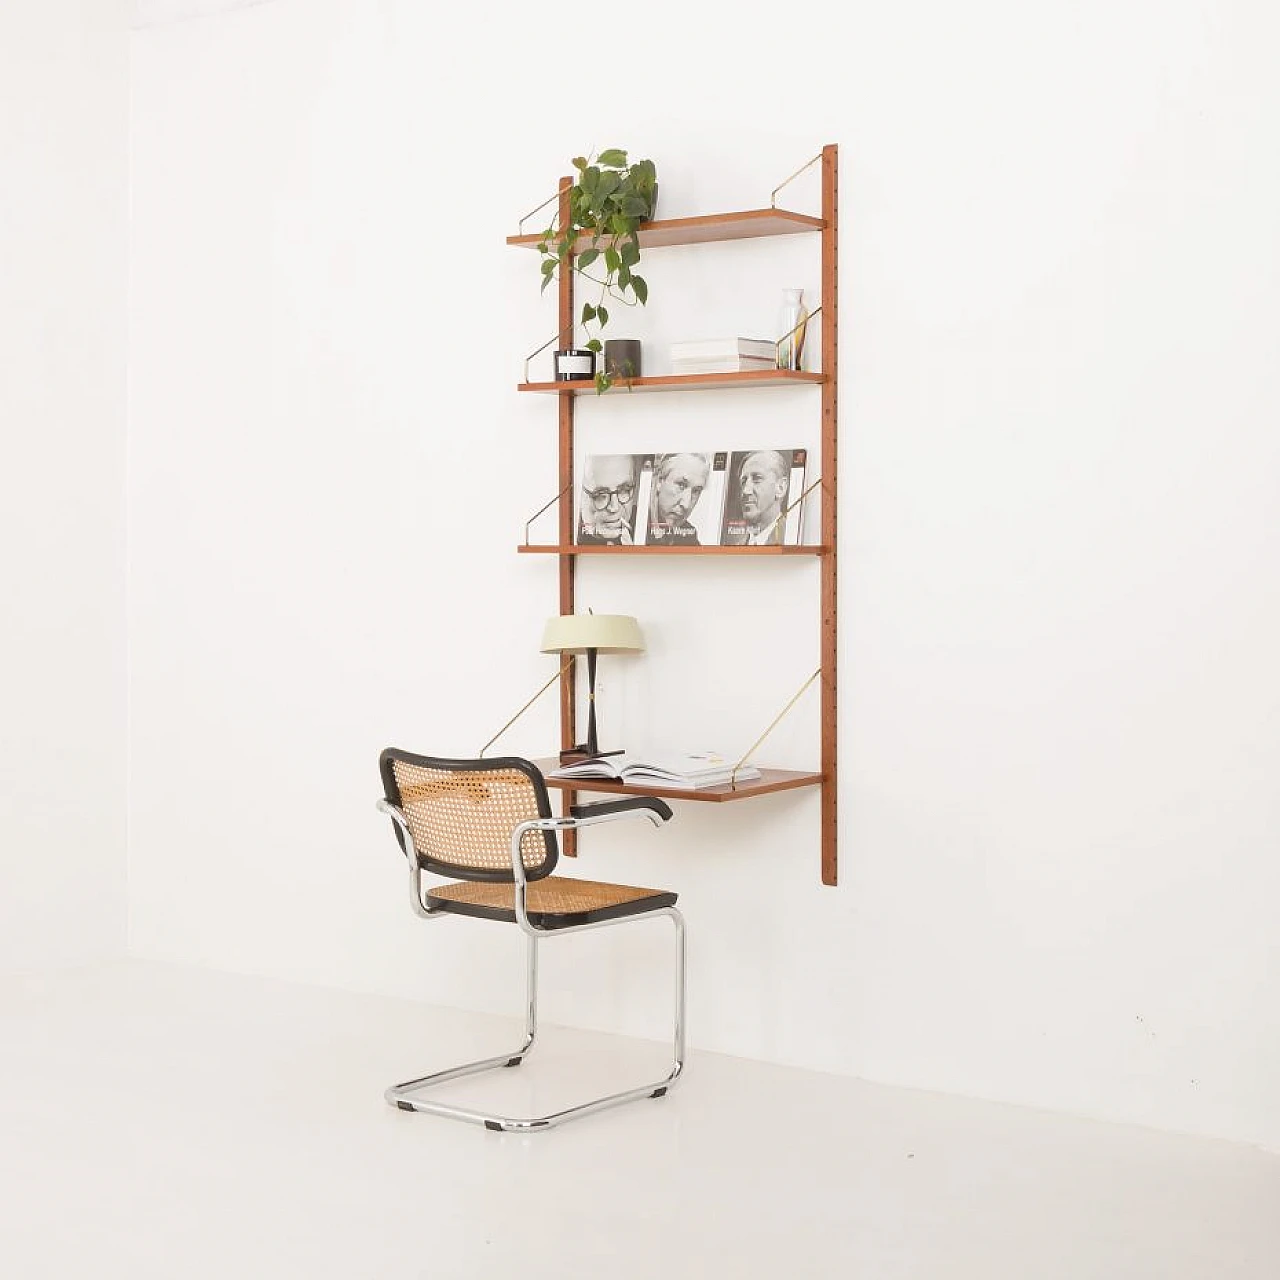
xmin=507 ymin=207 xmax=824 ymax=252
xmin=518 ymin=370 xmax=824 ymax=395
xmin=534 ymin=763 xmax=824 ymax=803
xmin=518 ymin=544 xmax=830 ymax=557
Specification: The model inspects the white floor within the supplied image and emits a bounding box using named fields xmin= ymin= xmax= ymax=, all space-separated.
xmin=2 ymin=960 xmax=1277 ymax=1279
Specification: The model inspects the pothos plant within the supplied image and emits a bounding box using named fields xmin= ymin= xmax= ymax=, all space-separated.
xmin=537 ymin=148 xmax=658 ymax=392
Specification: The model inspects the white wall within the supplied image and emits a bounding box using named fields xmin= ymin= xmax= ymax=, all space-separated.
xmin=126 ymin=0 xmax=1280 ymax=1151
xmin=0 ymin=2 xmax=129 ymax=969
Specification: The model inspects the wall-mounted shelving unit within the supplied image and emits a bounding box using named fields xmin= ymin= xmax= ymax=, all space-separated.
xmin=507 ymin=144 xmax=839 ymax=885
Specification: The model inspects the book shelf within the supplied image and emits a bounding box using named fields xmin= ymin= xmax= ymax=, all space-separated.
xmin=518 ymin=544 xmax=829 ymax=557
xmin=517 ymin=370 xmax=825 ymax=394
xmin=510 ymin=145 xmax=839 ymax=885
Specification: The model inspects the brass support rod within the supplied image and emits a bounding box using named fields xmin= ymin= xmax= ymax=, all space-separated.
xmin=524 ymin=484 xmax=571 ymax=546
xmin=517 ymin=189 xmax=561 ymax=236
xmin=479 ymin=660 xmax=573 ymax=758
xmin=524 ymin=322 xmax=579 ymax=383
xmin=731 ymin=668 xmax=821 ymax=786
xmin=771 ymin=151 xmax=823 ymax=209
xmin=758 ymin=475 xmax=823 ymax=544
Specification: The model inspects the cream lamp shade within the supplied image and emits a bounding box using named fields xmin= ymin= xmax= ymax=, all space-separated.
xmin=540 ymin=613 xmax=645 ymax=655
xmin=541 ymin=614 xmax=644 ymax=759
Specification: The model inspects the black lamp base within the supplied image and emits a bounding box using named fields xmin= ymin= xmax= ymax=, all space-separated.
xmin=559 ymin=745 xmax=624 ymax=764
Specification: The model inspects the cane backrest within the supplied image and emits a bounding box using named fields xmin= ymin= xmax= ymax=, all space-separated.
xmin=379 ymin=750 xmax=558 ymax=883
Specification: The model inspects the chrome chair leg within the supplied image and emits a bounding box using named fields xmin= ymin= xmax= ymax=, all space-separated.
xmin=386 ymin=909 xmax=686 ymax=1132
xmin=386 ymin=934 xmax=539 ymax=1113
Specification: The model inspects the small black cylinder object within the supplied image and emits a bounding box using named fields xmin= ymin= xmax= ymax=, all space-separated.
xmin=554 ymin=349 xmax=596 ymax=381
xmin=604 ymin=339 xmax=642 ymax=380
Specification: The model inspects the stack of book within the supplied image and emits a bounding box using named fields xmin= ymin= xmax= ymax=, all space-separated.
xmin=670 ymin=337 xmax=778 ymax=375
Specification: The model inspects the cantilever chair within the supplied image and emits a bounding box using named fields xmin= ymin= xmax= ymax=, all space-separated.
xmin=377 ymin=748 xmax=686 ymax=1132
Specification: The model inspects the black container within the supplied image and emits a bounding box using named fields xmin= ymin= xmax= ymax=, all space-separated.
xmin=554 ymin=349 xmax=596 ymax=381
xmin=604 ymin=339 xmax=642 ymax=380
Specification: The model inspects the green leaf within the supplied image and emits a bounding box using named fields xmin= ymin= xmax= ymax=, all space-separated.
xmin=620 ymin=239 xmax=640 ymax=267
xmin=577 ymin=247 xmax=599 ymax=270
xmin=596 ymin=305 xmax=609 ymax=326
xmin=581 ymin=303 xmax=596 ymax=323
xmin=604 ymin=246 xmax=621 ymax=273
xmin=540 ymin=259 xmax=556 ymax=277
xmin=631 ymin=276 xmax=648 ymax=305
xmin=598 ymin=148 xmax=627 ymax=168
xmin=572 ymin=155 xmax=587 ymax=171
xmin=586 ymin=338 xmax=602 ymax=352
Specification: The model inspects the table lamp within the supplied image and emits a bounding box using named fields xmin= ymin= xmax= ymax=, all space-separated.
xmin=541 ymin=613 xmax=644 ymax=761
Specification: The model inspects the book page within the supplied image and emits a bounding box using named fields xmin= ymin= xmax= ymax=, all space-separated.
xmin=784 ymin=447 xmax=808 ymax=544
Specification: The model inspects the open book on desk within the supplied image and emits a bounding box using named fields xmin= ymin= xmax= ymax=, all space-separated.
xmin=546 ymin=751 xmax=762 ymax=790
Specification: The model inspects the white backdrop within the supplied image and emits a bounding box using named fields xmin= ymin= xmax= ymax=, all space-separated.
xmin=125 ymin=0 xmax=1280 ymax=1150
xmin=0 ymin=0 xmax=129 ymax=970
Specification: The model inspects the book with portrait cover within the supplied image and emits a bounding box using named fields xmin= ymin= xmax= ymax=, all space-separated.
xmin=643 ymin=451 xmax=728 ymax=547
xmin=575 ymin=453 xmax=653 ymax=546
xmin=719 ymin=448 xmax=808 ymax=546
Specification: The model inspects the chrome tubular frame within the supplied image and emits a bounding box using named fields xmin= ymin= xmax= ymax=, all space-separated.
xmin=381 ymin=803 xmax=686 ymax=1133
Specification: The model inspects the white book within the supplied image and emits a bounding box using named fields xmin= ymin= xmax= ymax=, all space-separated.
xmin=670 ymin=336 xmax=777 ymax=363
xmin=672 ymin=355 xmax=778 ymax=375
xmin=548 ymin=750 xmax=762 ymax=789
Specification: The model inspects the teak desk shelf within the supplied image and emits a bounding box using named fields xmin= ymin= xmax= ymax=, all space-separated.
xmin=533 ymin=762 xmax=824 ymax=804
xmin=511 ymin=145 xmax=839 ymax=885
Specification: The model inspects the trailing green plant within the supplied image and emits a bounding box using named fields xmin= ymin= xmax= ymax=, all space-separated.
xmin=537 ymin=148 xmax=658 ymax=392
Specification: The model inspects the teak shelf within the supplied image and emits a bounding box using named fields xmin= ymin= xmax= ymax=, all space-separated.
xmin=519 ymin=370 xmax=825 ymax=394
xmin=533 ymin=762 xmax=824 ymax=804
xmin=506 ymin=207 xmax=825 ymax=252
xmin=512 ymin=145 xmax=839 ymax=885
xmin=518 ymin=544 xmax=829 ymax=557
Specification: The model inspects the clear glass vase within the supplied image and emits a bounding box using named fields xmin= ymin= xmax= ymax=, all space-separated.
xmin=776 ymin=287 xmax=809 ymax=371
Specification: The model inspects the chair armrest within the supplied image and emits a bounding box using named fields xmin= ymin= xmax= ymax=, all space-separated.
xmin=376 ymin=798 xmax=447 ymax=922
xmin=569 ymin=797 xmax=673 ymax=824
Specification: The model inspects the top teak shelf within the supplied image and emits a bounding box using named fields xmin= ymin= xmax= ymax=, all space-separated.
xmin=506 ymin=207 xmax=825 ymax=252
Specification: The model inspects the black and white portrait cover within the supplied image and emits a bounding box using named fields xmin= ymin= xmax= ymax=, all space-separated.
xmin=719 ymin=448 xmax=808 ymax=546
xmin=643 ymin=451 xmax=728 ymax=547
xmin=575 ymin=453 xmax=653 ymax=546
